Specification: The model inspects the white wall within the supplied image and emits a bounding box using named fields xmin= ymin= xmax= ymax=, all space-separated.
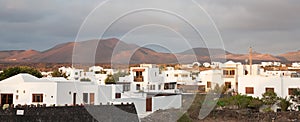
xmin=0 ymin=82 xmax=57 ymax=106
xmin=56 ymin=82 xmax=98 ymax=105
xmin=152 ymin=95 xmax=182 ymax=111
xmin=239 ymin=76 xmax=300 ymax=98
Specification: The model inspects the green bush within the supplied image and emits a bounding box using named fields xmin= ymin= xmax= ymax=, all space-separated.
xmin=217 ymin=94 xmax=263 ymax=110
xmin=261 ymin=91 xmax=278 ymax=105
xmin=279 ymin=97 xmax=291 ymax=111
xmin=248 ymin=98 xmax=263 ymax=109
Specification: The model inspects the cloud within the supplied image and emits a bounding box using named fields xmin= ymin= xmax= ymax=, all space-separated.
xmin=0 ymin=0 xmax=299 ymax=55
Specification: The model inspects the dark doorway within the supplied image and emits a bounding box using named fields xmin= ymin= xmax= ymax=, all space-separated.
xmin=146 ymin=97 xmax=152 ymax=112
xmin=73 ymin=93 xmax=76 ymax=105
xmin=1 ymin=94 xmax=13 ymax=105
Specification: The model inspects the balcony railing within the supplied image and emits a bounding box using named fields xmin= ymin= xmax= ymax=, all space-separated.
xmin=223 ymin=75 xmax=235 ymax=78
xmin=134 ymin=76 xmax=144 ymax=82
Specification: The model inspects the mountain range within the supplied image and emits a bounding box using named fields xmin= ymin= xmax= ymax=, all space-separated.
xmin=0 ymin=38 xmax=298 ymax=64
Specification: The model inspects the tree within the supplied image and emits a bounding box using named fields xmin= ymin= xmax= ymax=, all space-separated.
xmin=112 ymin=71 xmax=128 ymax=82
xmin=51 ymin=70 xmax=67 ymax=78
xmin=105 ymin=74 xmax=115 ymax=84
xmin=0 ymin=66 xmax=42 ymax=80
xmin=261 ymin=91 xmax=278 ymax=105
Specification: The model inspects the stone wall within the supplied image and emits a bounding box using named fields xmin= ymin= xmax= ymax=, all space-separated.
xmin=0 ymin=104 xmax=139 ymax=122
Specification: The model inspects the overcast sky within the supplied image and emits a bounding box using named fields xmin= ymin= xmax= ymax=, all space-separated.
xmin=0 ymin=0 xmax=299 ymax=55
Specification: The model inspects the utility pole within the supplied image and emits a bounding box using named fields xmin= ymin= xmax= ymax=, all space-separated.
xmin=249 ymin=46 xmax=253 ymax=75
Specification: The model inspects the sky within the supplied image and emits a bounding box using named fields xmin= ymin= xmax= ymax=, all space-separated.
xmin=0 ymin=0 xmax=299 ymax=55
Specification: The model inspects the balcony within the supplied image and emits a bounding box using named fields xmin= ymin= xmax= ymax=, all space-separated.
xmin=134 ymin=76 xmax=144 ymax=82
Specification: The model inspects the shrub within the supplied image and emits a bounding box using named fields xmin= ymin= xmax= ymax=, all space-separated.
xmin=261 ymin=91 xmax=278 ymax=105
xmin=279 ymin=97 xmax=291 ymax=111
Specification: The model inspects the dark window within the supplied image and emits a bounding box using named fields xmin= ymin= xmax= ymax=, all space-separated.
xmin=245 ymin=87 xmax=254 ymax=94
xmin=207 ymin=81 xmax=212 ymax=88
xmin=164 ymin=83 xmax=176 ymax=90
xmin=32 ymin=94 xmax=43 ymax=102
xmin=136 ymin=71 xmax=142 ymax=77
xmin=288 ymin=88 xmax=297 ymax=95
xmin=223 ymin=70 xmax=235 ymax=77
xmin=83 ymin=93 xmax=88 ymax=103
xmin=265 ymin=87 xmax=274 ymax=93
xmin=136 ymin=84 xmax=141 ymax=90
xmin=244 ymin=70 xmax=248 ymax=75
xmin=115 ymin=93 xmax=121 ymax=99
xmin=134 ymin=71 xmax=144 ymax=82
xmin=123 ymin=84 xmax=130 ymax=92
xmin=225 ymin=82 xmax=231 ymax=89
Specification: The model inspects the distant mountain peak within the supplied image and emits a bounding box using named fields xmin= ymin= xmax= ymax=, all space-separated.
xmin=0 ymin=38 xmax=299 ymax=63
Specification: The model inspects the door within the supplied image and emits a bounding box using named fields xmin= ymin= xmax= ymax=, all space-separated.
xmin=146 ymin=97 xmax=152 ymax=112
xmin=89 ymin=93 xmax=94 ymax=105
xmin=1 ymin=94 xmax=13 ymax=105
xmin=73 ymin=93 xmax=76 ymax=105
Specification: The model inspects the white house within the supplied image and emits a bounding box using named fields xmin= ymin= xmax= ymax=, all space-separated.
xmin=238 ymin=74 xmax=300 ymax=99
xmin=118 ymin=64 xmax=178 ymax=93
xmin=162 ymin=67 xmax=194 ymax=85
xmin=0 ymin=73 xmax=181 ymax=118
xmin=0 ymin=73 xmax=100 ymax=106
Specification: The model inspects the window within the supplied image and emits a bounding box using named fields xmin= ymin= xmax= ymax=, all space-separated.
xmin=174 ymin=74 xmax=179 ymax=77
xmin=115 ymin=93 xmax=121 ymax=99
xmin=123 ymin=84 xmax=130 ymax=92
xmin=136 ymin=84 xmax=141 ymax=90
xmin=83 ymin=93 xmax=88 ymax=103
xmin=244 ymin=70 xmax=249 ymax=75
xmin=207 ymin=81 xmax=211 ymax=88
xmin=245 ymin=87 xmax=254 ymax=94
xmin=288 ymin=88 xmax=297 ymax=95
xmin=223 ymin=70 xmax=235 ymax=77
xmin=181 ymin=74 xmax=188 ymax=77
xmin=164 ymin=83 xmax=176 ymax=90
xmin=149 ymin=85 xmax=155 ymax=90
xmin=230 ymin=70 xmax=235 ymax=75
xmin=225 ymin=82 xmax=231 ymax=89
xmin=166 ymin=74 xmax=169 ymax=77
xmin=75 ymin=72 xmax=78 ymax=75
xmin=265 ymin=87 xmax=274 ymax=93
xmin=32 ymin=94 xmax=43 ymax=102
xmin=134 ymin=71 xmax=144 ymax=82
xmin=136 ymin=71 xmax=142 ymax=77
xmin=158 ymin=85 xmax=161 ymax=90
xmin=16 ymin=95 xmax=19 ymax=100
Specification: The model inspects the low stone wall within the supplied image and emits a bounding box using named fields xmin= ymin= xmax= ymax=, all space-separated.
xmin=0 ymin=104 xmax=139 ymax=122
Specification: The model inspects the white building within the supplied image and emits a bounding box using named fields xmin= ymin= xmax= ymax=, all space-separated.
xmin=0 ymin=73 xmax=181 ymax=117
xmin=162 ymin=67 xmax=194 ymax=85
xmin=118 ymin=64 xmax=178 ymax=93
xmin=288 ymin=62 xmax=300 ymax=70
xmin=58 ymin=66 xmax=116 ymax=85
xmin=238 ymin=74 xmax=300 ymax=99
xmin=0 ymin=73 xmax=100 ymax=106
